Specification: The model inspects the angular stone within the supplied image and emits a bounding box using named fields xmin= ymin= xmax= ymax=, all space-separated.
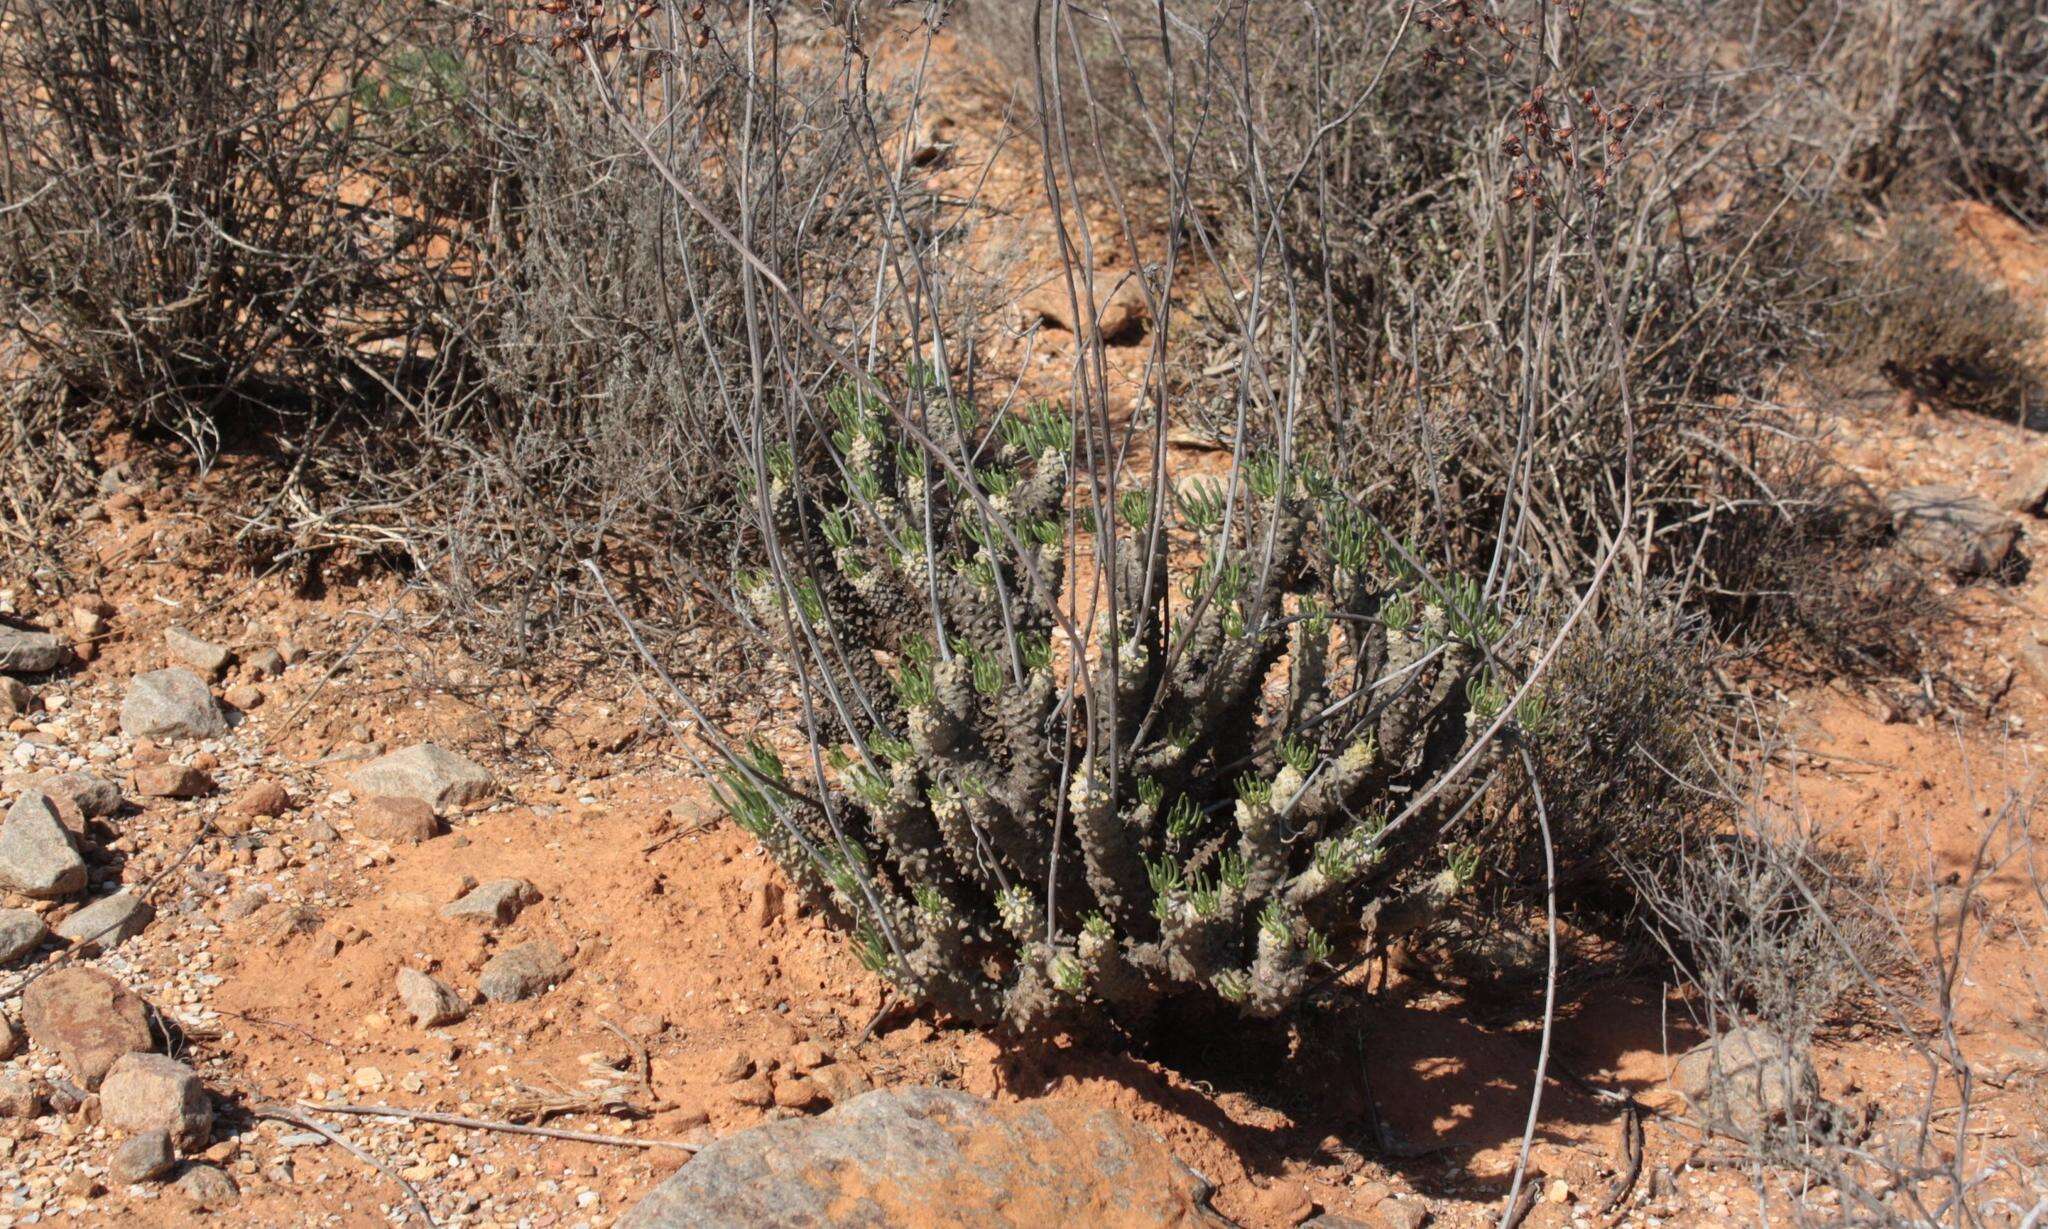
xmin=21 ymin=967 xmax=156 ymax=1088
xmin=440 ymin=877 xmax=538 ymax=927
xmin=232 ymin=780 xmax=291 ymax=818
xmin=1022 ymin=273 xmax=1151 ymax=345
xmin=164 ymin=628 xmax=231 ymax=679
xmin=110 ymin=1130 xmax=177 ymax=1184
xmin=101 ymin=1053 xmax=212 ymax=1149
xmin=360 ymin=795 xmax=441 ymax=844
xmin=1670 ymin=1026 xmax=1821 ymax=1137
xmin=0 ymin=624 xmax=65 ymax=675
xmin=0 ymin=677 xmax=31 ymax=717
xmin=395 ymin=967 xmax=467 ymax=1027
xmin=34 ymin=772 xmax=123 ymax=818
xmin=2001 ymin=455 xmax=2048 ymax=514
xmin=478 ymin=941 xmax=570 ymax=1003
xmin=0 ymin=908 xmax=50 ymax=964
xmin=619 ymin=1088 xmax=1230 ymax=1229
xmin=119 ymin=670 xmax=227 ymax=741
xmin=55 ymin=892 xmax=155 ymax=953
xmin=1887 ymin=484 xmax=2022 ymax=577
xmin=172 ymin=1162 xmax=238 ymax=1208
xmin=133 ymin=764 xmax=214 ymax=799
xmin=0 ymin=1074 xmax=42 ymax=1118
xmin=0 ymin=791 xmax=87 ymax=898
xmin=0 ymin=1014 xmax=18 ymax=1060
xmin=242 ymin=646 xmax=286 ymax=680
xmin=350 ymin=744 xmax=494 ymax=813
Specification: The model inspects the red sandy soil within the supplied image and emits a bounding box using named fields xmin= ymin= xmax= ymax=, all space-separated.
xmin=2 ymin=28 xmax=2047 ymax=1229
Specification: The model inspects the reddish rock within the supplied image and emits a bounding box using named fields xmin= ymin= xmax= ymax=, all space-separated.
xmin=233 ymin=781 xmax=292 ymax=818
xmin=21 ymin=967 xmax=156 ymax=1089
xmin=359 ymin=796 xmax=441 ymax=845
xmin=132 ymin=764 xmax=213 ymax=799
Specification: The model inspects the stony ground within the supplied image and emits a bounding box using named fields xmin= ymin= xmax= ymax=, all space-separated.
xmin=2 ymin=55 xmax=2048 ymax=1229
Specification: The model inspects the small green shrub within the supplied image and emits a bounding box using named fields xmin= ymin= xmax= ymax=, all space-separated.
xmin=707 ymin=380 xmax=1549 ymax=1033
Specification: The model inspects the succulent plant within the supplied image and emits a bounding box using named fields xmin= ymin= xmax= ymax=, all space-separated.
xmin=707 ymin=374 xmax=1543 ymax=1034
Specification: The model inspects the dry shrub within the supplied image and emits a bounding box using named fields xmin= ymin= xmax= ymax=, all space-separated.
xmin=1835 ymin=221 xmax=2045 ymax=421
xmin=0 ymin=0 xmax=444 ymax=455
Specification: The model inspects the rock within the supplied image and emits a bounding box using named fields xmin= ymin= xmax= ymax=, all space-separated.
xmin=772 ymin=1074 xmax=828 ymax=1112
xmin=164 ymin=628 xmax=231 ymax=678
xmin=55 ymin=892 xmax=155 ymax=953
xmin=1023 ymin=273 xmax=1151 ymax=345
xmin=395 ymin=968 xmax=467 ymax=1027
xmin=0 ymin=908 xmax=51 ymax=963
xmin=723 ymin=1075 xmax=773 ymax=1108
xmin=35 ymin=772 xmax=122 ymax=818
xmin=243 ymin=647 xmax=285 ymax=680
xmin=0 ymin=677 xmax=32 ymax=717
xmin=1670 ymin=1026 xmax=1821 ymax=1137
xmin=1303 ymin=1218 xmax=1371 ymax=1229
xmin=350 ymin=744 xmax=494 ymax=812
xmin=0 ymin=1014 xmax=18 ymax=1059
xmin=477 ymin=941 xmax=570 ymax=1003
xmin=623 ymin=1088 xmax=1229 ymax=1228
xmin=441 ymin=877 xmax=538 ymax=926
xmin=132 ymin=763 xmax=214 ymax=799
xmin=172 ymin=1162 xmax=239 ymax=1208
xmin=119 ymin=670 xmax=227 ymax=740
xmin=0 ymin=624 xmax=66 ymax=675
xmin=21 ymin=967 xmax=156 ymax=1088
xmin=1376 ymin=1199 xmax=1430 ymax=1229
xmin=233 ymin=780 xmax=291 ymax=818
xmin=101 ymin=1053 xmax=211 ymax=1149
xmin=0 ymin=1074 xmax=42 ymax=1118
xmin=1887 ymin=485 xmax=2022 ymax=577
xmin=360 ymin=796 xmax=442 ymax=845
xmin=809 ymin=1062 xmax=872 ymax=1107
xmin=110 ymin=1130 xmax=177 ymax=1184
xmin=0 ymin=791 xmax=87 ymax=898
xmin=222 ymin=683 xmax=263 ymax=711
xmin=2001 ymin=455 xmax=2048 ymax=514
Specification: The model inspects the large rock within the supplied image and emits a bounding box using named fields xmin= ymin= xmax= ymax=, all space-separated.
xmin=1670 ymin=1026 xmax=1821 ymax=1137
xmin=441 ymin=877 xmax=539 ymax=927
xmin=55 ymin=891 xmax=155 ymax=953
xmin=395 ymin=967 xmax=467 ymax=1027
xmin=21 ymin=967 xmax=157 ymax=1088
xmin=0 ymin=909 xmax=50 ymax=964
xmin=101 ymin=1053 xmax=211 ymax=1149
xmin=1887 ymin=485 xmax=2022 ymax=577
xmin=477 ymin=941 xmax=570 ymax=1003
xmin=119 ymin=670 xmax=227 ymax=741
xmin=350 ymin=744 xmax=494 ymax=813
xmin=620 ymin=1087 xmax=1232 ymax=1229
xmin=0 ymin=624 xmax=65 ymax=675
xmin=0 ymin=791 xmax=87 ymax=898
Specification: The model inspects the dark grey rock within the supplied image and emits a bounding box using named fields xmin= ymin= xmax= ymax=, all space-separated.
xmin=350 ymin=744 xmax=494 ymax=812
xmin=119 ymin=669 xmax=227 ymax=741
xmin=1887 ymin=484 xmax=2022 ymax=577
xmin=619 ymin=1087 xmax=1230 ymax=1229
xmin=0 ymin=625 xmax=65 ymax=675
xmin=1670 ymin=1026 xmax=1821 ymax=1137
xmin=164 ymin=628 xmax=231 ymax=679
xmin=55 ymin=891 xmax=154 ymax=952
xmin=172 ymin=1162 xmax=239 ymax=1208
xmin=440 ymin=877 xmax=539 ymax=927
xmin=110 ymin=1129 xmax=177 ymax=1184
xmin=0 ymin=908 xmax=50 ymax=964
xmin=477 ymin=941 xmax=570 ymax=1003
xmin=395 ymin=967 xmax=467 ymax=1027
xmin=0 ymin=791 xmax=87 ymax=898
